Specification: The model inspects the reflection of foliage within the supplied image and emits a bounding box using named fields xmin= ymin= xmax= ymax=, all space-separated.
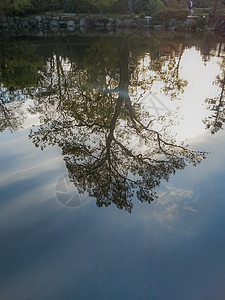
xmin=28 ymin=39 xmax=206 ymax=212
xmin=203 ymin=73 xmax=225 ymax=134
xmin=0 ymin=89 xmax=26 ymax=132
xmin=196 ymin=36 xmax=225 ymax=135
xmin=0 ymin=43 xmax=43 ymax=89
xmin=82 ymin=39 xmax=120 ymax=90
xmin=0 ymin=42 xmax=43 ymax=132
xmin=29 ymin=102 xmax=206 ymax=213
xmin=0 ymin=34 xmax=209 ymax=209
xmin=151 ymin=42 xmax=188 ymax=99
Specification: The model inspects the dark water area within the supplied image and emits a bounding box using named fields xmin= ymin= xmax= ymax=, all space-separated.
xmin=1 ymin=30 xmax=225 ymax=299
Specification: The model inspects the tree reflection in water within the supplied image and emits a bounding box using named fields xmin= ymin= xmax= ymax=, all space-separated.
xmin=201 ymin=38 xmax=225 ymax=134
xmin=0 ymin=42 xmax=43 ymax=132
xmin=28 ymin=37 xmax=206 ymax=212
xmin=204 ymin=72 xmax=225 ymax=134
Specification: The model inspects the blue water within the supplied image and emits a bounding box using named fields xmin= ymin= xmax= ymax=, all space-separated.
xmin=1 ymin=32 xmax=225 ymax=299
xmin=1 ymin=124 xmax=225 ymax=300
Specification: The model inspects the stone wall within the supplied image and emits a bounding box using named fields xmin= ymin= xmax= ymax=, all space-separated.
xmin=0 ymin=13 xmax=210 ymax=35
xmin=0 ymin=14 xmax=148 ymax=33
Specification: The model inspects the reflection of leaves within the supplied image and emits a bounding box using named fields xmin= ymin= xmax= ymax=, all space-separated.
xmin=29 ymin=92 xmax=206 ymax=213
xmin=0 ymin=42 xmax=43 ymax=132
xmin=0 ymin=94 xmax=26 ymax=132
xmin=29 ymin=37 xmax=206 ymax=212
xmin=151 ymin=43 xmax=188 ymax=99
xmin=27 ymin=37 xmax=207 ymax=212
xmin=203 ymin=73 xmax=225 ymax=134
xmin=0 ymin=35 xmax=208 ymax=211
xmin=83 ymin=39 xmax=120 ymax=90
xmin=0 ymin=43 xmax=43 ymax=89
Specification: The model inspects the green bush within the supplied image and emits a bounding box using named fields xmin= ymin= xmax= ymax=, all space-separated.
xmin=134 ymin=0 xmax=164 ymax=15
xmin=0 ymin=0 xmax=31 ymax=15
xmin=152 ymin=8 xmax=188 ymax=25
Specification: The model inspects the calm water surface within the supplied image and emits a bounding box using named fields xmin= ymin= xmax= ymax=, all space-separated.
xmin=0 ymin=31 xmax=225 ymax=299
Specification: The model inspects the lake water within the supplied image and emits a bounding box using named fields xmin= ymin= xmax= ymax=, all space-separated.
xmin=1 ymin=30 xmax=225 ymax=299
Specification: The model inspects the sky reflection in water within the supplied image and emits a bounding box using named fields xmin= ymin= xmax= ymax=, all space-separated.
xmin=0 ymin=32 xmax=225 ymax=299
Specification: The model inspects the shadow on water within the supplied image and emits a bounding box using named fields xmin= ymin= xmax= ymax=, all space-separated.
xmin=2 ymin=31 xmax=223 ymax=211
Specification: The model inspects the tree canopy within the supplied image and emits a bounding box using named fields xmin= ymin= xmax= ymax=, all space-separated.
xmin=0 ymin=0 xmax=216 ymax=15
xmin=0 ymin=0 xmax=31 ymax=14
xmin=86 ymin=0 xmax=119 ymax=13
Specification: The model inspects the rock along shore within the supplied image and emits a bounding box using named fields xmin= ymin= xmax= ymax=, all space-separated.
xmin=0 ymin=14 xmax=150 ymax=32
xmin=0 ymin=13 xmax=210 ymax=34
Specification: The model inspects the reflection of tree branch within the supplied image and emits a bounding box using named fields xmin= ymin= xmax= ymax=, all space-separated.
xmin=109 ymin=161 xmax=136 ymax=184
xmin=204 ymin=72 xmax=225 ymax=134
xmin=0 ymin=103 xmax=14 ymax=131
xmin=93 ymin=97 xmax=123 ymax=170
xmin=28 ymin=38 xmax=207 ymax=212
xmin=152 ymin=43 xmax=187 ymax=99
xmin=0 ymin=94 xmax=25 ymax=132
xmin=113 ymin=136 xmax=137 ymax=158
xmin=121 ymin=95 xmax=192 ymax=158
